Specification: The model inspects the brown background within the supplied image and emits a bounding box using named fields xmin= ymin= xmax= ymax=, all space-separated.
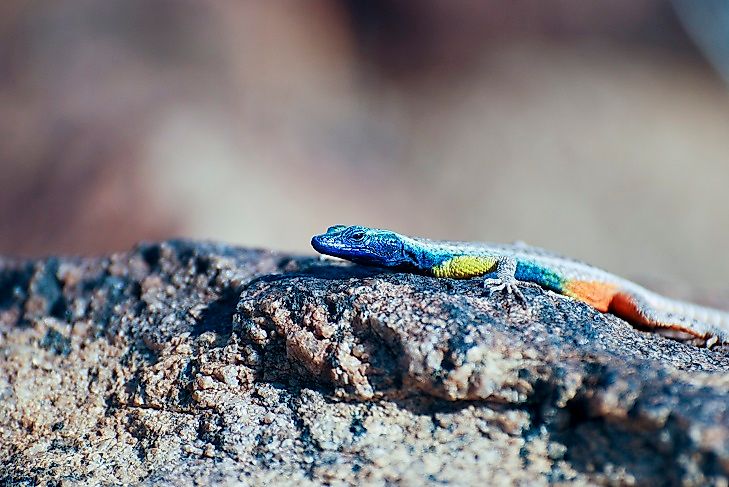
xmin=2 ymin=1 xmax=729 ymax=287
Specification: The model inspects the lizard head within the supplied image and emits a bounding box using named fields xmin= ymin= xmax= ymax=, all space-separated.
xmin=311 ymin=225 xmax=408 ymax=267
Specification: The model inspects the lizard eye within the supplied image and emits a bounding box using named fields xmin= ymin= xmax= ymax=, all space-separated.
xmin=351 ymin=231 xmax=365 ymax=241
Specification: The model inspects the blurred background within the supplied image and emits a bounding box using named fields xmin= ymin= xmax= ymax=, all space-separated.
xmin=1 ymin=1 xmax=729 ymax=287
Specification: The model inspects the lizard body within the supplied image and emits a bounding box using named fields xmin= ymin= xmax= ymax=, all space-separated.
xmin=311 ymin=225 xmax=729 ymax=343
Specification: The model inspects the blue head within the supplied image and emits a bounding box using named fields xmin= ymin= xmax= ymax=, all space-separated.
xmin=311 ymin=225 xmax=414 ymax=268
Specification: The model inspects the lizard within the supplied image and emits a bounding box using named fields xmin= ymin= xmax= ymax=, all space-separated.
xmin=311 ymin=224 xmax=729 ymax=345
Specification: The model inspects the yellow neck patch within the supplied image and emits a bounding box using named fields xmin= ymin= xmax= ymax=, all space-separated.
xmin=431 ymin=255 xmax=498 ymax=279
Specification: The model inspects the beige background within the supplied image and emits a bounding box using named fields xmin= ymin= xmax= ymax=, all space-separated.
xmin=1 ymin=1 xmax=729 ymax=287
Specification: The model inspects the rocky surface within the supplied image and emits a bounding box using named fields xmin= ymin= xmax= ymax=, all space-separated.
xmin=0 ymin=241 xmax=728 ymax=486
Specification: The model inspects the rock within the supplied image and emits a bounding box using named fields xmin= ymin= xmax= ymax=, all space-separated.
xmin=0 ymin=241 xmax=727 ymax=486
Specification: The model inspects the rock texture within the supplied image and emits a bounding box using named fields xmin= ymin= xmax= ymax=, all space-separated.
xmin=1 ymin=241 xmax=728 ymax=486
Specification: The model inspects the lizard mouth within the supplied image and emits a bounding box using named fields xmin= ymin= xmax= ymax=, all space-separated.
xmin=311 ymin=233 xmax=377 ymax=263
xmin=311 ymin=234 xmax=352 ymax=258
xmin=310 ymin=235 xmax=331 ymax=255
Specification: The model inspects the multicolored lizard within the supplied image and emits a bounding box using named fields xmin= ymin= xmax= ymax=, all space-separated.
xmin=311 ymin=225 xmax=729 ymax=345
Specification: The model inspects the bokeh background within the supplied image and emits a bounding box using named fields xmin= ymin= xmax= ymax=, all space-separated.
xmin=2 ymin=1 xmax=729 ymax=287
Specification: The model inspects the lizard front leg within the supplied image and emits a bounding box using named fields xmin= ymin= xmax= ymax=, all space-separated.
xmin=483 ymin=256 xmax=539 ymax=304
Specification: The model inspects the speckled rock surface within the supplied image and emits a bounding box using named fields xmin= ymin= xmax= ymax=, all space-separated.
xmin=0 ymin=241 xmax=728 ymax=486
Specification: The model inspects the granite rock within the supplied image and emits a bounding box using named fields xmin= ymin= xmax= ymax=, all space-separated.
xmin=0 ymin=241 xmax=728 ymax=486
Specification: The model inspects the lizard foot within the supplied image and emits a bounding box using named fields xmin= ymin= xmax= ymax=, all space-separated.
xmin=483 ymin=278 xmax=539 ymax=306
xmin=483 ymin=277 xmax=525 ymax=302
